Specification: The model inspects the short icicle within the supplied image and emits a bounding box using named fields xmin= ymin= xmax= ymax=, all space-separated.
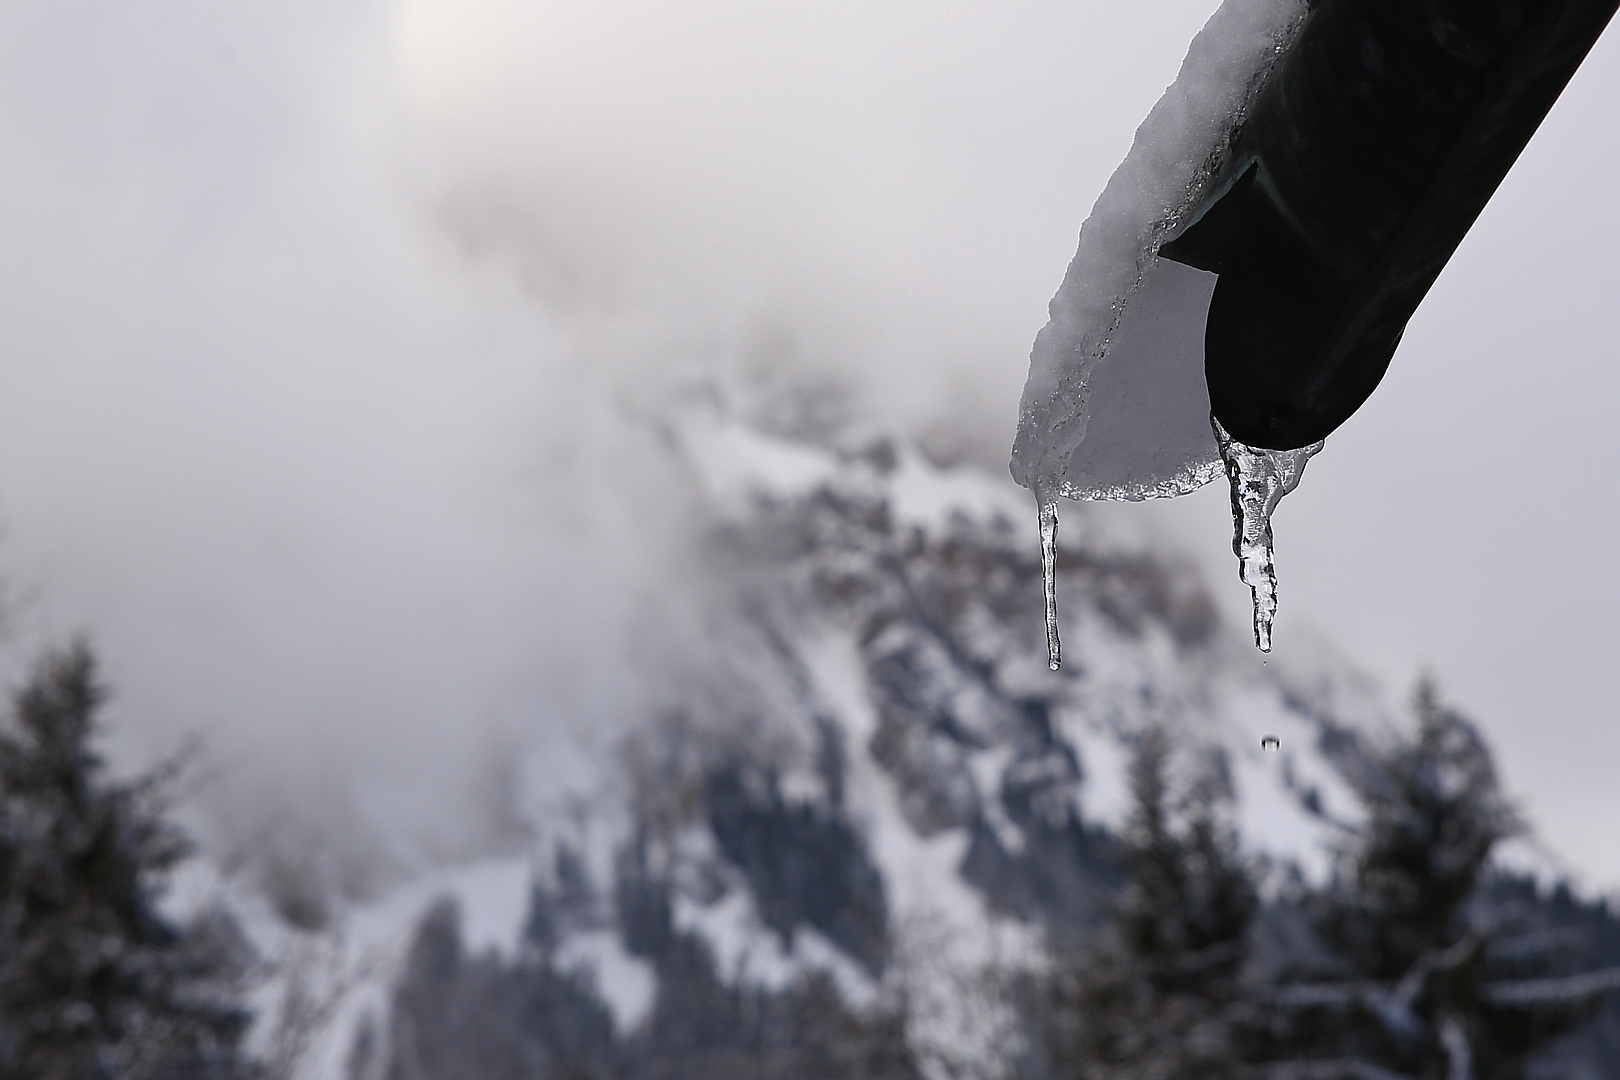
xmin=1037 ymin=489 xmax=1062 ymax=671
xmin=1212 ymin=416 xmax=1322 ymax=652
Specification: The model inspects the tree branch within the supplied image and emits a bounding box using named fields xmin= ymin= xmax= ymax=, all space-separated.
xmin=1265 ymin=1059 xmax=1415 ymax=1080
xmin=1481 ymin=966 xmax=1620 ymax=1006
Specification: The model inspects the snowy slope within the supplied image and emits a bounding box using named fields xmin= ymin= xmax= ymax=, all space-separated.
xmin=214 ymin=406 xmax=1539 ymax=1080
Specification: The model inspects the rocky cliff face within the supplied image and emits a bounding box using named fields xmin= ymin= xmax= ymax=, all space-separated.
xmin=282 ymin=410 xmax=1620 ymax=1080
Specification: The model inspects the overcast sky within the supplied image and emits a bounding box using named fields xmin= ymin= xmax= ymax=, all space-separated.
xmin=1 ymin=0 xmax=1617 ymax=885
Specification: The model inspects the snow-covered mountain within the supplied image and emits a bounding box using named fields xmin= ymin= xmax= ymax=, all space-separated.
xmin=203 ymin=405 xmax=1614 ymax=1080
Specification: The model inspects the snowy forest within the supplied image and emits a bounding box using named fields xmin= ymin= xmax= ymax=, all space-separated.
xmin=4 ymin=0 xmax=1620 ymax=1078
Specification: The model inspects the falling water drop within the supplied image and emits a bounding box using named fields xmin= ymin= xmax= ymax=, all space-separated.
xmin=1212 ymin=416 xmax=1323 ymax=652
xmin=1261 ymin=735 xmax=1280 ymax=752
xmin=1037 ymin=492 xmax=1061 ymax=670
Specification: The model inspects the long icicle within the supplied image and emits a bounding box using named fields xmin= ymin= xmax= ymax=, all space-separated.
xmin=1037 ymin=489 xmax=1062 ymax=670
xmin=1212 ymin=416 xmax=1322 ymax=652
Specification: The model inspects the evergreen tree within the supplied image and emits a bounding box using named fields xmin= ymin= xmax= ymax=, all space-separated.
xmin=1035 ymin=727 xmax=1259 ymax=1080
xmin=380 ymin=839 xmax=920 ymax=1080
xmin=1266 ymin=681 xmax=1620 ymax=1080
xmin=0 ymin=641 xmax=255 ymax=1080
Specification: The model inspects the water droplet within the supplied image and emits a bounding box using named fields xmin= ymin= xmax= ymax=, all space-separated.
xmin=1213 ymin=416 xmax=1323 ymax=653
xmin=1037 ymin=492 xmax=1062 ymax=671
xmin=1261 ymin=735 xmax=1280 ymax=752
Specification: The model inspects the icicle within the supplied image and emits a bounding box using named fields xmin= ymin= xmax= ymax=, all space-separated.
xmin=1212 ymin=416 xmax=1322 ymax=652
xmin=1037 ymin=489 xmax=1062 ymax=671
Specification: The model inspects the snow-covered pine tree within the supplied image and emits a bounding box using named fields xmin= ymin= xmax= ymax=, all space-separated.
xmin=0 ymin=641 xmax=255 ymax=1080
xmin=1264 ymin=681 xmax=1620 ymax=1080
xmin=1033 ymin=727 xmax=1259 ymax=1080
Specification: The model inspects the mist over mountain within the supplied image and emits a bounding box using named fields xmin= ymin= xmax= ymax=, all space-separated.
xmin=3 ymin=0 xmax=1617 ymax=889
xmin=0 ymin=0 xmax=1225 ymax=910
